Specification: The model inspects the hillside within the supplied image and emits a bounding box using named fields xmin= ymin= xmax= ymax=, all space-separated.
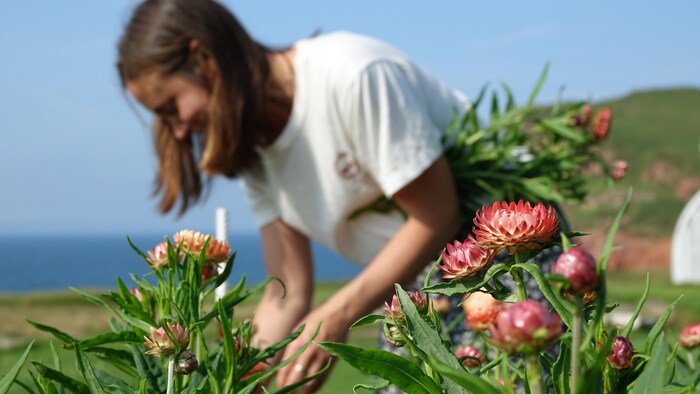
xmin=562 ymin=87 xmax=700 ymax=268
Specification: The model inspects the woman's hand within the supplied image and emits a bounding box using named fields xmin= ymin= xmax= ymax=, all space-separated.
xmin=275 ymin=304 xmax=349 ymax=393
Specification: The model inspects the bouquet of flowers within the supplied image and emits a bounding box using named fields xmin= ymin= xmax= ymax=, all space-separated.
xmin=1 ymin=230 xmax=321 ymax=393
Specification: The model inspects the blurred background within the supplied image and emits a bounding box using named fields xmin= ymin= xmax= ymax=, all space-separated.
xmin=0 ymin=0 xmax=699 ymax=286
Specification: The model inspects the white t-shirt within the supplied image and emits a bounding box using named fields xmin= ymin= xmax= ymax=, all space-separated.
xmin=240 ymin=32 xmax=469 ymax=265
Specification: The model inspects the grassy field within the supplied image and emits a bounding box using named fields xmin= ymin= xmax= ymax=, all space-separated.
xmin=3 ymin=271 xmax=700 ymax=393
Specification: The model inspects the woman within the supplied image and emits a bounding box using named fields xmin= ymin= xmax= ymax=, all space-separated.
xmin=118 ymin=0 xmax=489 ymax=392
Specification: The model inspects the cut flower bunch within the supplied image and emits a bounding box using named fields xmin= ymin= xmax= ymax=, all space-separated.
xmin=319 ymin=192 xmax=700 ymax=393
xmin=1 ymin=230 xmax=321 ymax=394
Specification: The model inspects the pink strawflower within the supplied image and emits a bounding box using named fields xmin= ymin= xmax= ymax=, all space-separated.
xmin=173 ymin=230 xmax=230 ymax=263
xmin=607 ymin=336 xmax=634 ymax=370
xmin=455 ymin=345 xmax=485 ymax=368
xmin=473 ymin=200 xmax=560 ymax=254
xmin=462 ymin=291 xmax=501 ymax=331
xmin=592 ymin=108 xmax=613 ymax=140
xmin=488 ymin=300 xmax=562 ymax=355
xmin=143 ymin=322 xmax=190 ymax=357
xmin=679 ymin=323 xmax=700 ymax=349
xmin=384 ymin=291 xmax=428 ymax=324
xmin=130 ymin=287 xmax=143 ymax=302
xmin=146 ymin=241 xmax=169 ymax=269
xmin=612 ymin=160 xmax=628 ymax=181
xmin=438 ymin=237 xmax=496 ymax=280
xmin=552 ymin=247 xmax=599 ymax=295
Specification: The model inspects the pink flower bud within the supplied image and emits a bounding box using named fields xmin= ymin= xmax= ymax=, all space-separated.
xmin=462 ymin=291 xmax=501 ymax=331
xmin=607 ymin=336 xmax=634 ymax=370
xmin=146 ymin=241 xmax=169 ymax=269
xmin=473 ymin=200 xmax=560 ymax=255
xmin=571 ymin=104 xmax=592 ymax=127
xmin=438 ymin=237 xmax=496 ymax=280
xmin=679 ymin=323 xmax=700 ymax=349
xmin=455 ymin=345 xmax=485 ymax=367
xmin=175 ymin=350 xmax=198 ymax=375
xmin=143 ymin=322 xmax=190 ymax=357
xmin=488 ymin=301 xmax=562 ymax=355
xmin=592 ymin=108 xmax=613 ymax=140
xmin=130 ymin=287 xmax=143 ymax=302
xmin=612 ymin=160 xmax=628 ymax=181
xmin=552 ymin=247 xmax=598 ymax=295
xmin=383 ymin=291 xmax=428 ymax=324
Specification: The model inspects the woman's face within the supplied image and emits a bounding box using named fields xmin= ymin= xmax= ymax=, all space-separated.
xmin=126 ymin=72 xmax=210 ymax=140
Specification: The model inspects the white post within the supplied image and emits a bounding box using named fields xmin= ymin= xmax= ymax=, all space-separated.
xmin=215 ymin=207 xmax=229 ymax=300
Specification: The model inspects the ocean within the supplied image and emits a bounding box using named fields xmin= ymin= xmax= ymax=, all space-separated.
xmin=0 ymin=233 xmax=363 ymax=293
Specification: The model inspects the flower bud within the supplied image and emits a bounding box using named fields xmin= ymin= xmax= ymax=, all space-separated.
xmin=592 ymin=108 xmax=613 ymax=140
xmin=146 ymin=242 xmax=169 ymax=270
xmin=612 ymin=160 xmax=628 ymax=181
xmin=431 ymin=295 xmax=451 ymax=316
xmin=455 ymin=345 xmax=485 ymax=367
xmin=552 ymin=247 xmax=598 ymax=295
xmin=462 ymin=291 xmax=501 ymax=331
xmin=174 ymin=350 xmax=198 ymax=375
xmin=130 ymin=287 xmax=143 ymax=302
xmin=383 ymin=291 xmax=427 ymax=324
xmin=383 ymin=323 xmax=407 ymax=347
xmin=488 ymin=301 xmax=562 ymax=355
xmin=679 ymin=323 xmax=700 ymax=349
xmin=438 ymin=237 xmax=496 ymax=280
xmin=143 ymin=322 xmax=190 ymax=357
xmin=608 ymin=336 xmax=634 ymax=370
xmin=571 ymin=104 xmax=592 ymax=127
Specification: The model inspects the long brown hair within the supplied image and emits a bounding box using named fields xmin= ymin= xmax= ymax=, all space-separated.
xmin=117 ymin=0 xmax=271 ymax=214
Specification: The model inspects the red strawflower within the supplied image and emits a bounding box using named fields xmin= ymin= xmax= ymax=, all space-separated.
xmin=552 ymin=247 xmax=598 ymax=295
xmin=455 ymin=345 xmax=485 ymax=367
xmin=592 ymin=108 xmax=613 ymax=140
xmin=488 ymin=300 xmax=562 ymax=355
xmin=608 ymin=336 xmax=634 ymax=370
xmin=473 ymin=200 xmax=560 ymax=254
xmin=438 ymin=237 xmax=496 ymax=280
xmin=679 ymin=323 xmax=700 ymax=349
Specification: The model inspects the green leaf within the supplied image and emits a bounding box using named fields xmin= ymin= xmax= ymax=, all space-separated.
xmin=644 ymin=296 xmax=682 ymax=354
xmin=350 ymin=314 xmax=385 ymax=329
xmin=49 ymin=341 xmax=65 ymax=394
xmin=551 ymin=340 xmax=570 ymax=394
xmin=315 ymin=342 xmax=442 ymax=394
xmin=273 ymin=360 xmax=332 ymax=394
xmin=128 ymin=344 xmax=165 ymax=393
xmin=65 ymin=331 xmax=143 ymax=350
xmin=74 ymin=345 xmax=105 ymax=394
xmin=621 ymin=273 xmax=651 ymax=337
xmin=598 ymin=188 xmax=633 ymax=272
xmin=428 ymin=358 xmax=503 ymax=394
xmin=525 ymin=62 xmax=549 ymax=110
xmin=0 ymin=340 xmax=34 ymax=394
xmin=26 ymin=321 xmax=76 ymax=344
xmin=351 ymin=379 xmax=390 ymax=393
xmin=31 ymin=362 xmax=91 ymax=394
xmin=213 ymin=251 xmax=236 ymax=289
xmin=512 ymin=262 xmax=574 ymax=327
xmin=560 ymin=232 xmax=572 ymax=252
xmin=633 ymin=333 xmax=668 ymax=394
xmin=422 ymin=262 xmax=509 ymax=296
xmin=539 ymin=119 xmax=586 ymax=144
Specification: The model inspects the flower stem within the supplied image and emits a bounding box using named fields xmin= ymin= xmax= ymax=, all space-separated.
xmin=688 ymin=351 xmax=696 ymax=371
xmin=526 ymin=355 xmax=543 ymax=394
xmin=512 ymin=253 xmax=527 ymax=301
xmin=167 ymin=356 xmax=175 ymax=394
xmin=571 ymin=297 xmax=583 ymax=393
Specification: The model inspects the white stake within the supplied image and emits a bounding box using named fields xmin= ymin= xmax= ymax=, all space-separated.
xmin=215 ymin=207 xmax=229 ymax=301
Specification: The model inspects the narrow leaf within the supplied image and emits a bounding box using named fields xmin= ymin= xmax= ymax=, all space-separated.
xmin=512 ymin=262 xmax=574 ymax=327
xmin=0 ymin=340 xmax=34 ymax=394
xmin=350 ymin=314 xmax=385 ymax=329
xmin=644 ymin=296 xmax=682 ymax=354
xmin=74 ymin=345 xmax=105 ymax=394
xmin=633 ymin=333 xmax=668 ymax=394
xmin=26 ymin=321 xmax=76 ymax=344
xmin=621 ymin=273 xmax=651 ymax=337
xmin=30 ymin=362 xmax=91 ymax=394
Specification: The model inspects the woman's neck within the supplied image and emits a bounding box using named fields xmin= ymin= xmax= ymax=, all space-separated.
xmin=259 ymin=49 xmax=296 ymax=146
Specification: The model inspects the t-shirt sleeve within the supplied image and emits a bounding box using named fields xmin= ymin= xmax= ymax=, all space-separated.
xmin=345 ymin=60 xmax=452 ymax=197
xmin=239 ymin=165 xmax=280 ymax=228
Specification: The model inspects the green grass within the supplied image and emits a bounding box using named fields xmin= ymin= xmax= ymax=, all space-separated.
xmin=3 ymin=271 xmax=700 ymax=393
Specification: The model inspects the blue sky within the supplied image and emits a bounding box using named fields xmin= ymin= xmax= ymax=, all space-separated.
xmin=1 ymin=1 xmax=698 ymax=236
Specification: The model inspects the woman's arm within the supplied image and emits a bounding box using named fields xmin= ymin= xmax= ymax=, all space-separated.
xmin=276 ymin=155 xmax=461 ymax=392
xmin=251 ymin=219 xmax=314 ymax=352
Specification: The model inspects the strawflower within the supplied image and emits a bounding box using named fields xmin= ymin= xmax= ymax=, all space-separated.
xmin=592 ymin=108 xmax=613 ymax=140
xmin=608 ymin=336 xmax=634 ymax=370
xmin=438 ymin=237 xmax=496 ymax=280
xmin=146 ymin=241 xmax=170 ymax=269
xmin=612 ymin=159 xmax=628 ymax=181
xmin=552 ymin=247 xmax=598 ymax=295
xmin=679 ymin=323 xmax=700 ymax=349
xmin=473 ymin=200 xmax=560 ymax=254
xmin=455 ymin=345 xmax=485 ymax=368
xmin=384 ymin=291 xmax=428 ymax=324
xmin=462 ymin=291 xmax=501 ymax=331
xmin=488 ymin=300 xmax=562 ymax=355
xmin=173 ymin=230 xmax=230 ymax=263
xmin=144 ymin=322 xmax=190 ymax=357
